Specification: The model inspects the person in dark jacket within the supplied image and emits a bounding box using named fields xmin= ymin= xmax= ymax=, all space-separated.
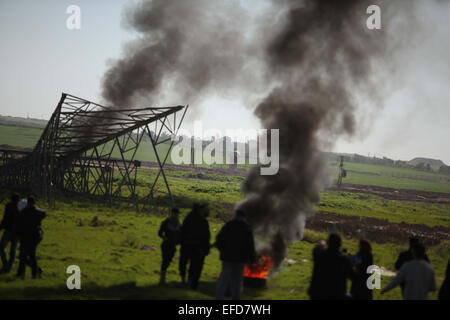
xmin=16 ymin=196 xmax=46 ymax=279
xmin=0 ymin=193 xmax=20 ymax=273
xmin=308 ymin=233 xmax=353 ymax=300
xmin=308 ymin=239 xmax=327 ymax=299
xmin=350 ymin=239 xmax=374 ymax=300
xmin=158 ymin=207 xmax=181 ymax=285
xmin=179 ymin=203 xmax=211 ymax=290
xmin=438 ymin=259 xmax=450 ymax=300
xmin=395 ymin=236 xmax=429 ymax=270
xmin=215 ymin=209 xmax=256 ymax=300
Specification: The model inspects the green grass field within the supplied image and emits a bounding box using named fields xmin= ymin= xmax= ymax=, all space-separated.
xmin=0 ymin=125 xmax=43 ymax=149
xmin=333 ymin=162 xmax=450 ymax=194
xmin=0 ymin=165 xmax=449 ymax=300
xmin=1 ymin=123 xmax=449 ymax=193
xmin=0 ymin=197 xmax=447 ymax=300
xmin=319 ymin=191 xmax=450 ymax=227
xmin=0 ymin=124 xmax=449 ymax=300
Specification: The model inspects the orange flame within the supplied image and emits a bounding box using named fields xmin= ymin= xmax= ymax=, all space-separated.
xmin=244 ymin=255 xmax=273 ymax=279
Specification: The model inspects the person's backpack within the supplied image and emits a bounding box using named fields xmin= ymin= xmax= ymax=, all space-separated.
xmin=342 ymin=169 xmax=347 ymax=178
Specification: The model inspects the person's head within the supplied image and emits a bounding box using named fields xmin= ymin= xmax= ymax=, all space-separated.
xmin=170 ymin=207 xmax=180 ymax=219
xmin=200 ymin=203 xmax=209 ymax=218
xmin=192 ymin=203 xmax=201 ymax=214
xmin=27 ymin=195 xmax=36 ymax=208
xmin=192 ymin=203 xmax=209 ymax=218
xmin=313 ymin=239 xmax=326 ymax=258
xmin=234 ymin=209 xmax=246 ymax=221
xmin=317 ymin=239 xmax=326 ymax=248
xmin=328 ymin=233 xmax=342 ymax=251
xmin=409 ymin=236 xmax=420 ymax=249
xmin=11 ymin=193 xmax=19 ymax=204
xmin=411 ymin=243 xmax=426 ymax=260
xmin=359 ymin=239 xmax=372 ymax=255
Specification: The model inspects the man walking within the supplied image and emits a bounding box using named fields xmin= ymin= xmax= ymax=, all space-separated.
xmin=158 ymin=207 xmax=181 ymax=285
xmin=382 ymin=244 xmax=437 ymax=300
xmin=179 ymin=203 xmax=210 ymax=290
xmin=0 ymin=193 xmax=20 ymax=273
xmin=16 ymin=196 xmax=46 ymax=279
xmin=215 ymin=209 xmax=256 ymax=300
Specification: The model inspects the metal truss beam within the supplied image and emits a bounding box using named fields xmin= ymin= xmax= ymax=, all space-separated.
xmin=0 ymin=93 xmax=188 ymax=211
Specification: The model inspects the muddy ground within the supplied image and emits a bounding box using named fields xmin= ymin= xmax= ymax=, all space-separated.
xmin=169 ymin=164 xmax=450 ymax=246
xmin=306 ymin=211 xmax=450 ymax=246
xmin=328 ymin=184 xmax=450 ymax=204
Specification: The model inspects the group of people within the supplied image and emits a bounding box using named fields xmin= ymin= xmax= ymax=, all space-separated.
xmin=1 ymin=193 xmax=449 ymax=301
xmin=158 ymin=203 xmax=211 ymax=290
xmin=158 ymin=204 xmax=256 ymax=299
xmin=308 ymin=233 xmax=449 ymax=300
xmin=159 ymin=204 xmax=449 ymax=300
xmin=0 ymin=194 xmax=46 ymax=279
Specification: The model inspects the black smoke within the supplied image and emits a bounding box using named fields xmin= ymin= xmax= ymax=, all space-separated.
xmin=238 ymin=0 xmax=394 ymax=270
xmin=101 ymin=0 xmax=258 ymax=107
xmin=102 ymin=0 xmax=404 ymax=271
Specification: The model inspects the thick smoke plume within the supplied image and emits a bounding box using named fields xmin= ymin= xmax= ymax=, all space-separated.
xmin=101 ymin=0 xmax=258 ymax=108
xmin=238 ymin=0 xmax=392 ymax=270
xmin=102 ymin=0 xmax=399 ymax=271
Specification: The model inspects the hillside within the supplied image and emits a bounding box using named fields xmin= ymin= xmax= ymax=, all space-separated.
xmin=408 ymin=157 xmax=446 ymax=170
xmin=0 ymin=114 xmax=47 ymax=129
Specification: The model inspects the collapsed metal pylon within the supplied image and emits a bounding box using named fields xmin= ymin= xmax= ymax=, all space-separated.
xmin=0 ymin=93 xmax=188 ymax=210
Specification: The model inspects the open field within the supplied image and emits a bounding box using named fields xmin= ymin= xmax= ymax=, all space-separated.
xmin=1 ymin=122 xmax=449 ymax=193
xmin=0 ymin=197 xmax=447 ymax=300
xmin=328 ymin=161 xmax=450 ymax=193
xmin=0 ymin=164 xmax=449 ymax=300
xmin=0 ymin=125 xmax=43 ymax=149
xmin=0 ymin=123 xmax=449 ymax=299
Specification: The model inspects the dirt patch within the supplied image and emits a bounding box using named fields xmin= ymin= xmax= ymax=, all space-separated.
xmin=141 ymin=161 xmax=247 ymax=177
xmin=328 ymin=184 xmax=450 ymax=204
xmin=306 ymin=211 xmax=450 ymax=246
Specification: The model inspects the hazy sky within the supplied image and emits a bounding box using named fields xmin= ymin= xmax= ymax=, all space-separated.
xmin=0 ymin=0 xmax=449 ymax=164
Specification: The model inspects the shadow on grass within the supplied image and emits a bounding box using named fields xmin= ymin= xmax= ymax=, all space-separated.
xmin=0 ymin=278 xmax=268 ymax=300
xmin=0 ymin=279 xmax=220 ymax=300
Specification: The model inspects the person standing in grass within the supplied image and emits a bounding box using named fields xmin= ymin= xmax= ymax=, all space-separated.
xmin=350 ymin=239 xmax=374 ymax=300
xmin=179 ymin=203 xmax=211 ymax=290
xmin=308 ymin=233 xmax=353 ymax=300
xmin=158 ymin=207 xmax=181 ymax=285
xmin=215 ymin=209 xmax=256 ymax=300
xmin=16 ymin=196 xmax=46 ymax=279
xmin=381 ymin=244 xmax=437 ymax=300
xmin=0 ymin=193 xmax=20 ymax=273
xmin=395 ymin=236 xmax=429 ymax=271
